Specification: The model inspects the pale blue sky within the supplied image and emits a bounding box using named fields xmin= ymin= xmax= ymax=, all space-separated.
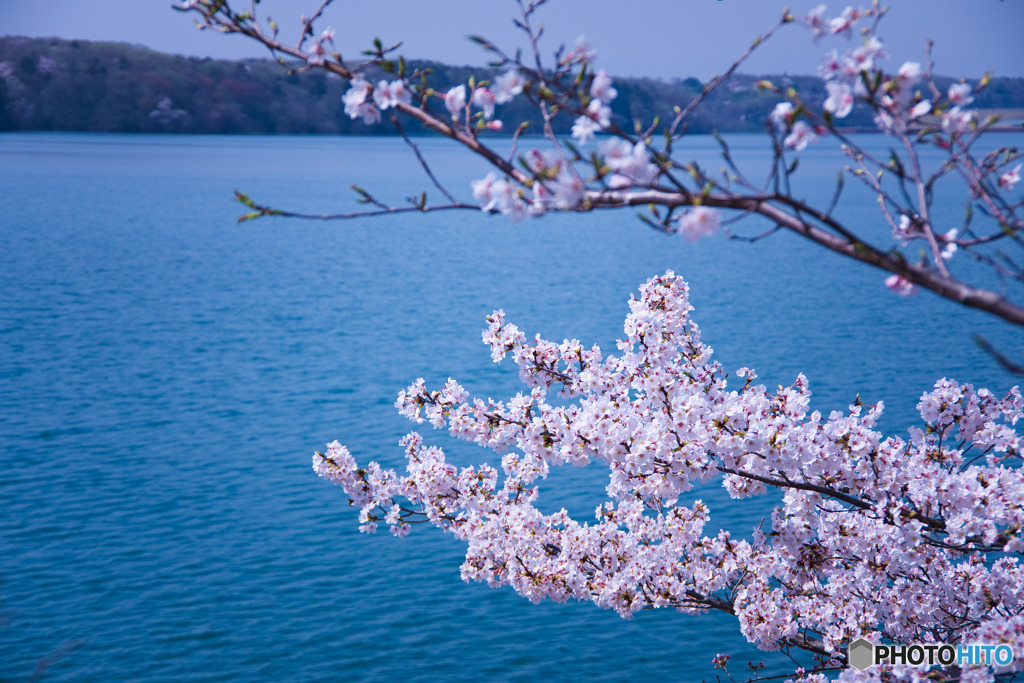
xmin=3 ymin=0 xmax=1022 ymax=80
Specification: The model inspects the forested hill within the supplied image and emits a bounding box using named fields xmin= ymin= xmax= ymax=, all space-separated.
xmin=2 ymin=35 xmax=1023 ymax=135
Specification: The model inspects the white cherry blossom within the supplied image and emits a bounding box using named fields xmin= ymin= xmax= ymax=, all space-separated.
xmin=824 ymin=81 xmax=854 ymax=118
xmin=444 ymin=85 xmax=467 ymax=119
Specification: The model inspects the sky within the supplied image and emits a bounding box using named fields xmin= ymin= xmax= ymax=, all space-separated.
xmin=3 ymin=0 xmax=1023 ymax=81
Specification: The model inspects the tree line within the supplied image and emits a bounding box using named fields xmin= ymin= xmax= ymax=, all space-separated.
xmin=2 ymin=35 xmax=1022 ymax=136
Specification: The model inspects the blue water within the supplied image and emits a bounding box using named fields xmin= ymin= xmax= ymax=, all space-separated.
xmin=1 ymin=132 xmax=1019 ymax=682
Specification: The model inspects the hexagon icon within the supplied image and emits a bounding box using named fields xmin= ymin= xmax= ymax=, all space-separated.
xmin=848 ymin=638 xmax=875 ymax=671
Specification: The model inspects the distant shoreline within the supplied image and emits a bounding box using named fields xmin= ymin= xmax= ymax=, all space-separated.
xmin=2 ymin=36 xmax=1023 ymax=137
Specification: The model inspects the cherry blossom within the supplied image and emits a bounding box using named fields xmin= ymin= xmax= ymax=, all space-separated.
xmin=829 ymin=6 xmax=872 ymax=39
xmin=785 ymin=120 xmax=818 ymax=151
xmin=492 ymin=69 xmax=525 ymax=104
xmin=590 ymin=69 xmax=617 ymax=104
xmin=942 ymin=106 xmax=974 ymax=136
xmin=571 ymin=100 xmax=611 ymax=144
xmin=471 ymin=172 xmax=499 ymax=206
xmin=315 ymin=272 xmax=1023 ymax=682
xmin=471 ymin=172 xmax=527 ymax=221
xmin=941 ymin=229 xmax=959 ymax=260
xmin=445 ymin=85 xmax=467 ymax=119
xmin=342 ymin=76 xmax=381 ymax=124
xmin=306 ymin=42 xmax=328 ymax=66
xmin=804 ymin=4 xmax=828 ymax=41
xmin=893 ymin=214 xmax=917 ymax=245
xmin=535 ymin=172 xmax=586 ymax=212
xmin=909 ymin=99 xmax=932 ymax=119
xmin=472 ymin=87 xmax=497 ymax=120
xmin=306 ymin=27 xmax=335 ymax=66
xmin=174 ymin=5 xmax=1024 ymax=675
xmin=948 ymin=82 xmax=975 ymax=107
xmin=770 ymin=101 xmax=795 ymax=130
xmin=892 ymin=60 xmax=922 ymax=105
xmin=1000 ymin=164 xmax=1022 ymax=191
xmin=565 ymin=35 xmax=597 ymax=64
xmin=849 ymin=36 xmax=887 ymax=73
xmin=676 ymin=206 xmax=722 ymax=241
xmin=824 ymin=81 xmax=854 ymax=118
xmin=885 ymin=273 xmax=917 ymax=296
xmin=600 ymin=138 xmax=658 ymax=189
xmin=373 ymin=79 xmax=412 ymax=110
xmin=524 ymin=148 xmax=564 ymax=174
xmin=818 ymin=49 xmax=857 ymax=83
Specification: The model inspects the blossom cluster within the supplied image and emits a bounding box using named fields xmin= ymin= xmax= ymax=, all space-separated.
xmin=789 ymin=5 xmax=986 ymax=142
xmin=306 ymin=28 xmax=335 ymax=67
xmin=462 ymin=66 xmax=681 ymax=225
xmin=781 ymin=5 xmax=1024 ymax=301
xmin=316 ymin=272 xmax=1024 ymax=681
xmin=469 ymin=136 xmax=666 ymax=222
xmin=443 ymin=69 xmax=525 ymax=127
xmin=571 ymin=69 xmax=616 ymax=144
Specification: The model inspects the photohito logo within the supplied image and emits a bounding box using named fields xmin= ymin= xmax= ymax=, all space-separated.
xmin=847 ymin=638 xmax=1015 ymax=671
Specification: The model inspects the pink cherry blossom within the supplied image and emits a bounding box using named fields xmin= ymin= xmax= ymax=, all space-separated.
xmin=373 ymin=79 xmax=412 ymax=110
xmin=817 ymin=49 xmax=858 ymax=83
xmin=534 ymin=171 xmax=586 ymax=212
xmin=948 ymin=82 xmax=974 ymax=107
xmin=600 ymin=139 xmax=658 ymax=188
xmin=342 ymin=76 xmax=381 ymax=124
xmin=676 ymin=206 xmax=721 ymax=241
xmin=307 ymin=42 xmax=328 ymax=66
xmin=829 ymin=6 xmax=870 ymax=38
xmin=942 ymin=106 xmax=974 ymax=136
xmin=884 ymin=273 xmax=917 ymax=296
xmin=849 ymin=37 xmax=887 ymax=73
xmin=804 ymin=5 xmax=828 ymax=41
xmin=784 ymin=121 xmax=818 ymax=150
xmin=182 ymin=5 xmax=1024 ymax=680
xmin=315 ymin=271 xmax=1023 ymax=683
xmin=565 ymin=35 xmax=597 ymax=64
xmin=525 ymin=148 xmax=564 ymax=174
xmin=470 ymin=173 xmax=527 ymax=221
xmin=999 ymin=164 xmax=1021 ymax=190
xmin=471 ymin=172 xmax=498 ymax=207
xmin=306 ymin=27 xmax=335 ymax=66
xmin=890 ymin=61 xmax=922 ymax=107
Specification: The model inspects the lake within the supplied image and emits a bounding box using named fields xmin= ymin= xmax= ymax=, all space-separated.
xmin=1 ymin=132 xmax=1019 ymax=681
